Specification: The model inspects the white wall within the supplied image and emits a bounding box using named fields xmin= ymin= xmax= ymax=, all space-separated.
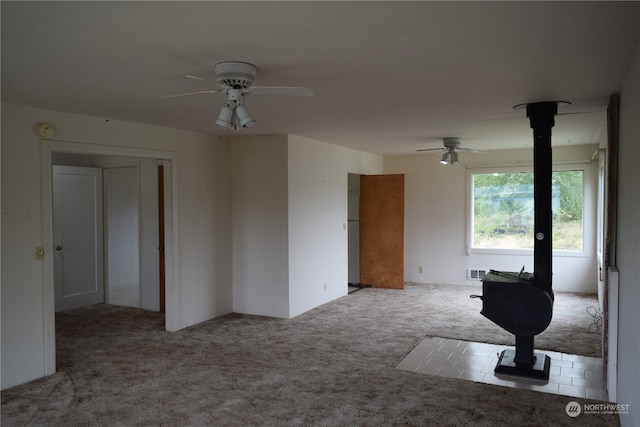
xmin=615 ymin=41 xmax=640 ymax=427
xmin=231 ymin=135 xmax=290 ymax=318
xmin=231 ymin=134 xmax=383 ymax=319
xmin=1 ymin=103 xmax=233 ymax=389
xmin=287 ymin=135 xmax=382 ymax=318
xmin=385 ymin=144 xmax=599 ymax=293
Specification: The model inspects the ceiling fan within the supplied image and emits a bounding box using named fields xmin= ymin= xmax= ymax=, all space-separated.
xmin=416 ymin=137 xmax=487 ymax=165
xmin=163 ymin=61 xmax=314 ymax=130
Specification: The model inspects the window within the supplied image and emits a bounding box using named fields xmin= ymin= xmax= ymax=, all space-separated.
xmin=469 ymin=167 xmax=584 ymax=253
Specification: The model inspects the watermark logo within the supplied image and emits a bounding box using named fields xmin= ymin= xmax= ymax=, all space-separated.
xmin=584 ymin=403 xmax=630 ymax=415
xmin=565 ymin=401 xmax=630 ymax=417
xmin=566 ymin=401 xmax=582 ymax=417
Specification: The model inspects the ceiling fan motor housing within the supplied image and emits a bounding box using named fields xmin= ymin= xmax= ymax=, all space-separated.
xmin=214 ymin=61 xmax=256 ymax=88
xmin=443 ymin=137 xmax=462 ymax=150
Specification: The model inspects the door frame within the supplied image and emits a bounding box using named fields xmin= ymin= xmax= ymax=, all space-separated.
xmin=40 ymin=139 xmax=179 ymax=377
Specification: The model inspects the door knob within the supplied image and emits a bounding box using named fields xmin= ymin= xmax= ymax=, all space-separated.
xmin=56 ymin=246 xmax=62 ymax=251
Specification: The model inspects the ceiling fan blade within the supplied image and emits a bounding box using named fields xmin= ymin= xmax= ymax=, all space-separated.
xmin=458 ymin=148 xmax=488 ymax=153
xmin=557 ymin=111 xmax=602 ymax=116
xmin=162 ymin=89 xmax=223 ymax=99
xmin=185 ymin=74 xmax=213 ymax=82
xmin=185 ymin=74 xmax=207 ymax=82
xmin=248 ymin=86 xmax=314 ymax=96
xmin=416 ymin=148 xmax=446 ymax=152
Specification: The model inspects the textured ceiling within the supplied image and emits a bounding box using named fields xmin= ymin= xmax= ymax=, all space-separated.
xmin=2 ymin=1 xmax=639 ymax=154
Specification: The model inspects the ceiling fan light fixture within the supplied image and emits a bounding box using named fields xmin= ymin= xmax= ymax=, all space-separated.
xmin=440 ymin=152 xmax=450 ymax=165
xmin=450 ymin=151 xmax=459 ymax=165
xmin=215 ymin=105 xmax=234 ymax=129
xmin=165 ymin=61 xmax=313 ymax=131
xmin=235 ymin=105 xmax=255 ymax=128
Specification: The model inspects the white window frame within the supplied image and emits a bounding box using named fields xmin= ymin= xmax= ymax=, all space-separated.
xmin=466 ymin=163 xmax=590 ymax=258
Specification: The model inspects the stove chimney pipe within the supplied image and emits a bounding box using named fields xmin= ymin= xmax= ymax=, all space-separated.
xmin=525 ymin=101 xmax=560 ymax=292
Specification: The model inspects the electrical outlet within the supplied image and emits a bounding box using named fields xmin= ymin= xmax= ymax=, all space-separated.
xmin=418 ymin=266 xmax=423 ymax=273
xmin=323 ymin=283 xmax=327 ymax=291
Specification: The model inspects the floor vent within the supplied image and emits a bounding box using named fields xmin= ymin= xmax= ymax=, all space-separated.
xmin=468 ymin=269 xmax=488 ymax=281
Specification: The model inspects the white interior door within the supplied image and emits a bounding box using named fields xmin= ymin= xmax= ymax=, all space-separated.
xmin=53 ymin=165 xmax=104 ymax=311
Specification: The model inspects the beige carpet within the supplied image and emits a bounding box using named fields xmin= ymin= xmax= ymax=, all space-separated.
xmin=1 ymin=283 xmax=614 ymax=426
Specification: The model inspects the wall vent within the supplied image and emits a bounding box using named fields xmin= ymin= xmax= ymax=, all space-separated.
xmin=468 ymin=268 xmax=488 ymax=281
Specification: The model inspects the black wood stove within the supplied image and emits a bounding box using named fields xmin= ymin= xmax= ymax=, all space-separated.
xmin=474 ymin=101 xmax=564 ymax=380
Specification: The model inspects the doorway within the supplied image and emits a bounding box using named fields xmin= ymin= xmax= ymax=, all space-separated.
xmin=40 ymin=141 xmax=177 ymax=378
xmin=52 ymin=154 xmax=164 ymax=312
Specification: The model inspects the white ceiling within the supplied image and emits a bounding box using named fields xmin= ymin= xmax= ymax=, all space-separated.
xmin=2 ymin=1 xmax=639 ymax=154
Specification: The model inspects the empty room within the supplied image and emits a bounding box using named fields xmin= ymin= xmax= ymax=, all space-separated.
xmin=2 ymin=2 xmax=639 ymax=426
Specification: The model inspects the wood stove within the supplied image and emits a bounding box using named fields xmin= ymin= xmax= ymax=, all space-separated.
xmin=475 ymin=101 xmax=564 ymax=380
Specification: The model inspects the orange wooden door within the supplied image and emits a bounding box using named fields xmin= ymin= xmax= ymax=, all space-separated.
xmin=359 ymin=174 xmax=404 ymax=289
